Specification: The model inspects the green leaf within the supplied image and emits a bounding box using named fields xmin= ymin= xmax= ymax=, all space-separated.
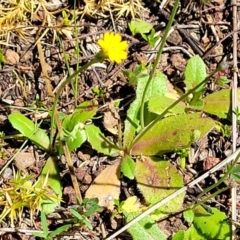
xmin=32 ymin=232 xmax=47 ymax=238
xmin=70 ymin=208 xmax=84 ymax=220
xmin=41 ymin=211 xmax=49 ymax=236
xmin=189 ymin=98 xmax=204 ymax=109
xmin=202 ymin=89 xmax=240 ymax=120
xmin=184 ymin=55 xmax=207 ymax=94
xmin=85 ymin=125 xmax=120 ymax=156
xmin=128 ymin=19 xmax=153 ymax=36
xmin=231 ymin=173 xmax=240 ymax=182
xmin=144 ymin=28 xmax=159 ymax=47
xmin=215 ymin=76 xmax=231 ymax=87
xmin=172 ymin=230 xmax=187 ymax=240
xmin=62 ymin=100 xmax=98 ymax=132
xmin=8 ymin=113 xmax=50 ymax=150
xmin=122 ymin=63 xmax=147 ymax=84
xmin=230 ymin=165 xmax=240 ymax=174
xmin=80 ymin=215 xmax=93 ymax=230
xmin=121 ymin=155 xmax=135 ymax=179
xmin=57 ymin=123 xmax=87 ymax=154
xmin=131 ymin=113 xmax=215 ymax=155
xmin=66 ymin=128 xmax=87 ymax=152
xmin=48 ymin=224 xmax=71 ymax=238
xmin=227 ymin=165 xmax=240 ymax=182
xmin=193 ymin=206 xmax=231 ymax=239
xmin=135 ymin=157 xmax=185 ymax=220
xmin=0 ymin=48 xmax=6 ymax=69
xmin=183 ymin=209 xmax=194 ymax=223
xmin=69 ymin=208 xmax=93 ymax=230
xmin=148 ymin=95 xmax=186 ymax=116
xmin=184 ymin=225 xmax=206 ymax=240
xmin=126 ymin=211 xmax=167 ymax=240
xmin=62 ymin=10 xmax=70 ymax=25
xmin=36 ymin=156 xmax=62 ymax=214
xmin=83 ymin=198 xmax=102 ymax=216
xmin=123 ymin=71 xmax=167 ymax=149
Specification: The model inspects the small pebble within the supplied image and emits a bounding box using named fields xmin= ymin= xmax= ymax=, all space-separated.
xmin=3 ymin=167 xmax=13 ymax=179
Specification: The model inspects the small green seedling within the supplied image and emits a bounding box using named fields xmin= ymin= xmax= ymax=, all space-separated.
xmin=92 ymin=87 xmax=105 ymax=98
xmin=215 ymin=75 xmax=231 ymax=88
xmin=175 ymin=148 xmax=189 ymax=169
xmin=33 ymin=211 xmax=71 ymax=240
xmin=233 ymin=106 xmax=240 ymax=122
xmin=128 ymin=19 xmax=153 ymax=36
xmin=122 ymin=62 xmax=148 ymax=84
xmin=62 ymin=10 xmax=70 ymax=26
xmin=66 ymin=198 xmax=102 ymax=230
xmin=0 ymin=49 xmax=5 ymax=69
xmin=128 ymin=19 xmax=159 ymax=47
xmin=215 ymin=124 xmax=231 ymax=138
xmin=141 ymin=28 xmax=159 ymax=47
xmin=227 ymin=164 xmax=240 ymax=183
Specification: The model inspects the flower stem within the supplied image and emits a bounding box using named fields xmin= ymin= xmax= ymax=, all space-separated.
xmin=50 ymin=58 xmax=99 ymax=148
xmin=139 ymin=0 xmax=180 ymax=129
xmin=49 ymin=57 xmax=100 ymax=204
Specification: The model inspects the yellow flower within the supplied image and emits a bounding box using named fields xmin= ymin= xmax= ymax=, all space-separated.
xmin=97 ymin=32 xmax=128 ymax=64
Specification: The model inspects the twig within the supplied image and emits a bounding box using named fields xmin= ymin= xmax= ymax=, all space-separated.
xmin=159 ymin=0 xmax=169 ymax=9
xmin=143 ymin=46 xmax=193 ymax=58
xmin=178 ymin=28 xmax=205 ymax=57
xmin=202 ymin=27 xmax=240 ymax=59
xmin=37 ymin=41 xmax=54 ymax=100
xmin=231 ymin=0 xmax=238 ymax=238
xmin=106 ymin=149 xmax=240 ymax=240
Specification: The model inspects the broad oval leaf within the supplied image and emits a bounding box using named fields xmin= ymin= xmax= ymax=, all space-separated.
xmin=202 ymin=89 xmax=240 ymax=119
xmin=131 ymin=113 xmax=215 ymax=155
xmin=183 ymin=209 xmax=194 ymax=223
xmin=135 ymin=157 xmax=184 ymax=220
xmin=62 ymin=100 xmax=98 ymax=132
xmin=185 ymin=55 xmax=207 ymax=93
xmin=128 ymin=19 xmax=153 ymax=36
xmin=85 ymin=124 xmax=120 ymax=156
xmin=66 ymin=128 xmax=87 ymax=152
xmin=123 ymin=71 xmax=167 ymax=149
xmin=126 ymin=211 xmax=167 ymax=240
xmin=148 ymin=95 xmax=186 ymax=116
xmin=8 ymin=113 xmax=50 ymax=150
xmin=193 ymin=206 xmax=231 ymax=239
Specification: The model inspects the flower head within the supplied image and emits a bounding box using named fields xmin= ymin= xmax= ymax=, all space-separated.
xmin=97 ymin=32 xmax=128 ymax=64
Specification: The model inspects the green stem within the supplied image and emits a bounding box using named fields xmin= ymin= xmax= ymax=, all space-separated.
xmin=139 ymin=0 xmax=180 ymax=129
xmin=49 ymin=58 xmax=99 ymax=151
xmin=73 ymin=0 xmax=80 ymax=106
xmin=197 ymin=151 xmax=240 ymax=200
xmin=129 ymin=69 xmax=218 ymax=151
xmin=195 ymin=187 xmax=229 ymax=208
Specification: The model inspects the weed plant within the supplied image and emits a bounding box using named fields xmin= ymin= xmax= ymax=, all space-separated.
xmin=0 ymin=0 xmax=238 ymax=239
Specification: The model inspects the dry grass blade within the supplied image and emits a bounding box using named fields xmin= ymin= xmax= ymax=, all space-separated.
xmin=54 ymin=110 xmax=83 ymax=204
xmin=0 ymin=0 xmax=60 ymax=44
xmin=37 ymin=41 xmax=54 ymax=100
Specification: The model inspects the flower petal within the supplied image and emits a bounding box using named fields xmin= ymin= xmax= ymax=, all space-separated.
xmin=97 ymin=32 xmax=128 ymax=63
